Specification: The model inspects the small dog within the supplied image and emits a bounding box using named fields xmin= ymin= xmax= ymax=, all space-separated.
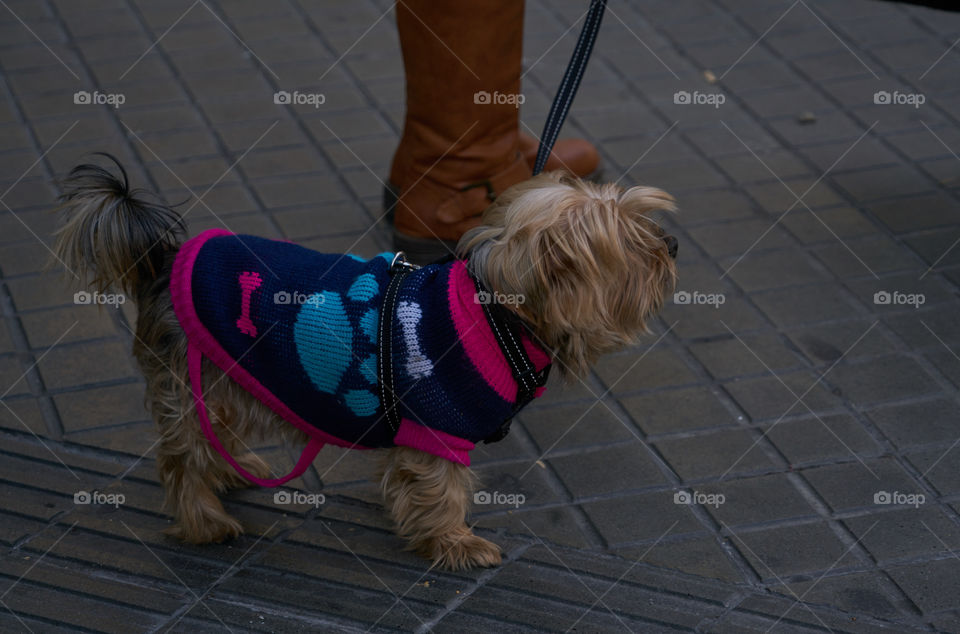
xmin=54 ymin=154 xmax=677 ymax=570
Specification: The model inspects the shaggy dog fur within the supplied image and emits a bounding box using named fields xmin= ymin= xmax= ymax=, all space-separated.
xmin=54 ymin=154 xmax=677 ymax=570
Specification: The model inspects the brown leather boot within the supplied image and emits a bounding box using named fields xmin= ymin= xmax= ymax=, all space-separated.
xmin=389 ymin=0 xmax=528 ymax=261
xmin=388 ymin=0 xmax=601 ymax=263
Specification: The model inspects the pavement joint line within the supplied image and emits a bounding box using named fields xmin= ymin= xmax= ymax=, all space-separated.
xmin=241 ymin=0 xmax=482 ymax=261
xmin=117 ymin=0 xmax=201 ymax=81
xmin=641 ymin=0 xmax=960 ymax=322
xmin=756 ymin=0 xmax=960 ymax=522
xmin=603 ymin=3 xmax=679 ymax=80
xmin=916 ymin=122 xmax=960 ymax=279
xmin=316 ymin=520 xmax=430 ymax=631
xmin=534 ymin=22 xmax=795 ymax=579
xmin=718 ymin=119 xmax=880 ymax=280
xmin=516 ymin=518 xmax=637 ymax=632
xmin=0 ymin=0 xmax=79 ymax=80
xmin=0 ymin=520 xmax=78 ymax=602
xmin=914 ymin=320 xmax=960 ymax=479
xmin=490 ymin=395 xmax=610 ymax=550
xmin=119 ymin=520 xmax=235 ymax=632
xmin=0 ymin=319 xmax=81 ymax=479
xmin=114 ymin=0 xmax=295 ymax=259
xmin=519 ymin=3 xmax=591 ymax=82
xmin=591 ymin=7 xmax=947 ymax=612
xmin=720 ymin=521 xmax=834 ymax=631
xmin=754 ymin=8 xmax=960 ymax=298
xmin=160 ymin=519 xmax=281 ymax=632
xmin=611 ymin=119 xmax=680 ymax=187
xmin=194 ymin=0 xmax=280 ymax=81
xmin=40 ymin=0 xmax=275 ymax=287
xmin=0 ymin=596 xmax=36 ymax=634
xmin=119 ymin=118 xmax=285 ymax=282
xmin=767 ymin=518 xmax=879 ymax=631
xmin=718 ymin=0 xmax=801 ymax=81
xmin=515 ymin=322 xmax=678 ymax=483
xmin=566 ymin=519 xmax=680 ymax=632
xmin=413 ymin=540 xmax=535 ymax=633
xmin=717 ymin=319 xmax=880 ymax=481
xmin=0 ymin=119 xmax=78 ymax=204
xmin=698 ymin=6 xmax=960 ymax=615
xmin=315 ymin=1 xmax=395 ymax=84
xmin=796 ymin=0 xmax=879 ymax=80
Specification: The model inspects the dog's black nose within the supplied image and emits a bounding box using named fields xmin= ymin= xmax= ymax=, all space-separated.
xmin=664 ymin=235 xmax=678 ymax=259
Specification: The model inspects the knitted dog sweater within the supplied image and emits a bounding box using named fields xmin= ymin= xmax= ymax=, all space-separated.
xmin=170 ymin=229 xmax=550 ymax=481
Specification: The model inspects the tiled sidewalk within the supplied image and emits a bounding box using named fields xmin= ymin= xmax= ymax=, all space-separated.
xmin=2 ymin=0 xmax=960 ymax=631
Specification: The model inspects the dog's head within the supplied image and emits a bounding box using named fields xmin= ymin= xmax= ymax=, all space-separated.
xmin=457 ymin=171 xmax=678 ymax=377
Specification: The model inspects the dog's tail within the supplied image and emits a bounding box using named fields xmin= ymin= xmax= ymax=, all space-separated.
xmin=54 ymin=153 xmax=185 ymax=299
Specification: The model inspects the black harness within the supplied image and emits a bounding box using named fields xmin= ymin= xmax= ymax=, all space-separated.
xmin=378 ymin=253 xmax=550 ymax=443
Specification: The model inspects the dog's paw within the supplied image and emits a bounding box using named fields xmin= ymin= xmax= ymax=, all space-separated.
xmin=165 ymin=514 xmax=243 ymax=544
xmin=424 ymin=533 xmax=502 ymax=571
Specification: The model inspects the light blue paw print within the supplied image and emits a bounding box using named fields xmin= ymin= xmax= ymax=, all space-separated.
xmin=293 ymin=276 xmax=384 ymax=418
xmin=294 ymin=291 xmax=351 ymax=395
xmin=359 ymin=308 xmax=378 ymax=343
xmin=343 ymin=389 xmax=379 ymax=417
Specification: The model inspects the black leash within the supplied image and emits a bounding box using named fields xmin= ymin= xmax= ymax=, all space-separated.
xmin=533 ymin=0 xmax=608 ymax=176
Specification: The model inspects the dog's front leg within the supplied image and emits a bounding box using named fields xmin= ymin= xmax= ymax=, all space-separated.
xmin=380 ymin=447 xmax=501 ymax=571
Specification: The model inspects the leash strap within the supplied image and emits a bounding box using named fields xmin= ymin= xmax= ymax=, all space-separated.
xmin=379 ymin=253 xmax=418 ymax=436
xmin=187 ymin=342 xmax=324 ymax=487
xmin=469 ymin=275 xmax=551 ymax=443
xmin=533 ymin=0 xmax=608 ymax=176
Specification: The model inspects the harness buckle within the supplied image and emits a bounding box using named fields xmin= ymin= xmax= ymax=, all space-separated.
xmin=390 ymin=251 xmax=421 ymax=273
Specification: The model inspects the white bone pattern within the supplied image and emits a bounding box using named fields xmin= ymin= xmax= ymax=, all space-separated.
xmin=396 ymin=301 xmax=434 ymax=379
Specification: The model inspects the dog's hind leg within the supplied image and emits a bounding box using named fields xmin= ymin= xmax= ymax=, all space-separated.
xmin=149 ymin=371 xmax=246 ymax=544
xmin=380 ymin=447 xmax=501 ymax=571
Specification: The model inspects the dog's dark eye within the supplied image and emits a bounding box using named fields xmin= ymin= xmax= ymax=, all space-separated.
xmin=663 ymin=235 xmax=678 ymax=259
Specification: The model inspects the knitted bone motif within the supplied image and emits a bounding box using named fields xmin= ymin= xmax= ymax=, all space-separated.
xmin=236 ymin=271 xmax=262 ymax=337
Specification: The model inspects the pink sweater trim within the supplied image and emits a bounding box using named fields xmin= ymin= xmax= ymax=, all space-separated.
xmin=393 ymin=418 xmax=475 ymax=465
xmin=447 ymin=261 xmax=550 ymax=401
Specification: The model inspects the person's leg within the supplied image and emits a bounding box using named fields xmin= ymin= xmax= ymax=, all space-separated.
xmin=389 ymin=0 xmax=599 ymax=262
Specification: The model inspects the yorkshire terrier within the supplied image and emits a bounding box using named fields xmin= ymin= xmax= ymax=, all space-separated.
xmin=54 ymin=154 xmax=677 ymax=571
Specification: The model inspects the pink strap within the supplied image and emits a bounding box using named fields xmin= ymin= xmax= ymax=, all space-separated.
xmin=188 ymin=342 xmax=323 ymax=487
